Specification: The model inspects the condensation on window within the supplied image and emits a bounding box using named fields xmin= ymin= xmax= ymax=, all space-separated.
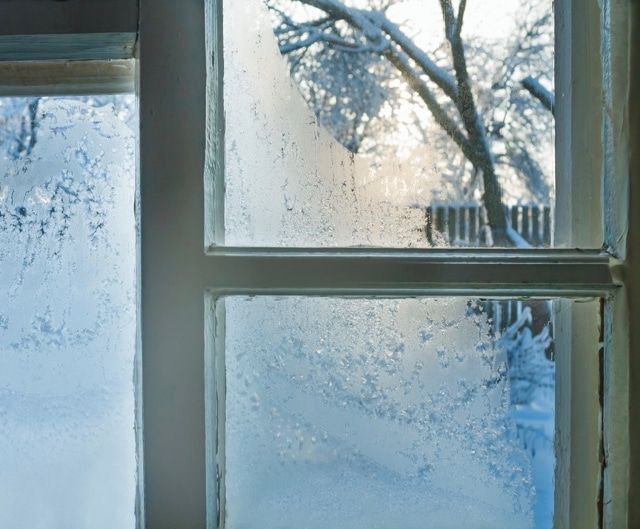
xmin=222 ymin=0 xmax=428 ymax=247
xmin=220 ymin=296 xmax=559 ymax=529
xmin=221 ymin=0 xmax=554 ymax=248
xmin=0 ymin=96 xmax=137 ymax=528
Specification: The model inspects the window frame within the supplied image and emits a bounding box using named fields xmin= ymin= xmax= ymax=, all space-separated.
xmin=197 ymin=2 xmax=624 ymax=529
xmin=0 ymin=0 xmax=634 ymax=528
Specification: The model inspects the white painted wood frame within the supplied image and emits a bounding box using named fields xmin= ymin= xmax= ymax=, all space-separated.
xmin=138 ymin=0 xmax=634 ymax=527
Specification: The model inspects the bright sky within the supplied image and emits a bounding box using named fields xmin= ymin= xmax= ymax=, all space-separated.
xmin=285 ymin=0 xmax=524 ymax=51
xmin=285 ymin=0 xmax=527 ymax=57
xmin=386 ymin=0 xmax=522 ymax=49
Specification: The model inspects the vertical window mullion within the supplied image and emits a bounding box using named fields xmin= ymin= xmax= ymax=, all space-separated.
xmin=139 ymin=1 xmax=209 ymax=528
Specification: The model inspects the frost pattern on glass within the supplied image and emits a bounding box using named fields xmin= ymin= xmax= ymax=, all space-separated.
xmin=0 ymin=97 xmax=137 ymax=528
xmin=223 ymin=297 xmax=555 ymax=529
xmin=222 ymin=0 xmax=554 ymax=247
xmin=223 ymin=0 xmax=426 ymax=247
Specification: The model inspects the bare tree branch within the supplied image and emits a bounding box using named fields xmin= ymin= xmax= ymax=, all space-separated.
xmin=279 ymin=1 xmax=459 ymax=100
xmin=439 ymin=0 xmax=509 ymax=243
xmin=300 ymin=0 xmax=386 ymax=42
xmin=384 ymin=46 xmax=474 ymax=159
xmin=279 ymin=29 xmax=383 ymax=54
xmin=456 ymin=0 xmax=467 ymax=37
xmin=373 ymin=13 xmax=459 ymax=100
xmin=439 ymin=0 xmax=457 ymax=40
xmin=521 ymin=75 xmax=555 ymax=115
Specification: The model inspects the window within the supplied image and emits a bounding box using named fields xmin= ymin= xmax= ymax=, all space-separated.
xmin=0 ymin=3 xmax=140 ymax=528
xmin=219 ymin=296 xmax=572 ymax=529
xmin=0 ymin=94 xmax=139 ymax=526
xmin=151 ymin=0 xmax=629 ymax=527
xmin=1 ymin=1 xmax=636 ymax=528
xmin=220 ymin=0 xmax=558 ymax=249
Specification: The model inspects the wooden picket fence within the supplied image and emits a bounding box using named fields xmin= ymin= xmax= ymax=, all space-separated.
xmin=477 ymin=298 xmax=553 ymax=347
xmin=424 ymin=203 xmax=552 ymax=247
xmin=420 ymin=203 xmax=553 ymax=336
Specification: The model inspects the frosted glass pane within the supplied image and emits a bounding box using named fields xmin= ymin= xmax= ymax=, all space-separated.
xmin=221 ymin=0 xmax=554 ymax=247
xmin=221 ymin=297 xmax=557 ymax=529
xmin=0 ymin=96 xmax=137 ymax=528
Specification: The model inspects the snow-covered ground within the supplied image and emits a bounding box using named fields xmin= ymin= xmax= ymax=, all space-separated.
xmin=224 ymin=297 xmax=555 ymax=529
xmin=503 ymin=308 xmax=555 ymax=529
xmin=0 ymin=97 xmax=138 ymax=528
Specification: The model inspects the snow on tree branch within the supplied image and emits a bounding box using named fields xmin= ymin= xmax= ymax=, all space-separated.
xmin=383 ymin=45 xmax=471 ymax=157
xmin=266 ymin=0 xmax=555 ymax=247
xmin=373 ymin=13 xmax=458 ymax=100
xmin=521 ymin=75 xmax=555 ymax=115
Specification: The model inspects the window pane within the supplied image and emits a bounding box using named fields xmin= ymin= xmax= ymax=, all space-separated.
xmin=216 ymin=296 xmax=568 ymax=529
xmin=0 ymin=96 xmax=138 ymax=527
xmin=220 ymin=0 xmax=555 ymax=247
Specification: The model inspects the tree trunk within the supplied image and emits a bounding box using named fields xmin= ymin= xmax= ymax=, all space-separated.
xmin=440 ymin=0 xmax=510 ymax=246
xmin=480 ymin=164 xmax=510 ymax=246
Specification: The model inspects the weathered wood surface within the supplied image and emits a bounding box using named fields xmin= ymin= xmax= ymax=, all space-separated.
xmin=0 ymin=1 xmax=138 ymax=61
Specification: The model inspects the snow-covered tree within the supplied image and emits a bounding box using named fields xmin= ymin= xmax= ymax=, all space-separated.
xmin=267 ymin=0 xmax=554 ymax=245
